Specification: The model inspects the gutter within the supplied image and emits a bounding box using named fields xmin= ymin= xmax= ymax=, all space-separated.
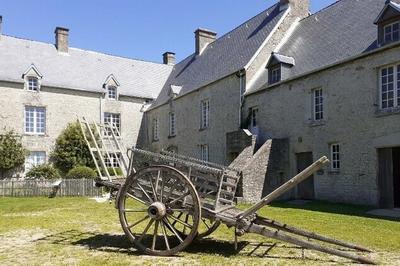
xmin=246 ymin=41 xmax=400 ymax=96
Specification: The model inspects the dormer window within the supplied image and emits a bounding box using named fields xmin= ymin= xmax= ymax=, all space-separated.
xmin=22 ymin=64 xmax=43 ymax=92
xmin=384 ymin=21 xmax=400 ymax=43
xmin=269 ymin=65 xmax=281 ymax=84
xmin=266 ymin=53 xmax=295 ymax=85
xmin=108 ymin=86 xmax=117 ymax=100
xmin=374 ymin=1 xmax=400 ymax=46
xmin=28 ymin=77 xmax=39 ymax=91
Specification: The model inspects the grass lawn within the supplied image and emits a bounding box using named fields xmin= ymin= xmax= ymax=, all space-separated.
xmin=0 ymin=197 xmax=399 ymax=265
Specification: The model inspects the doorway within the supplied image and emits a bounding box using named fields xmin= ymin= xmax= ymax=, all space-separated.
xmin=378 ymin=147 xmax=400 ymax=208
xmin=296 ymin=152 xmax=315 ymax=200
xmin=393 ymin=148 xmax=400 ymax=208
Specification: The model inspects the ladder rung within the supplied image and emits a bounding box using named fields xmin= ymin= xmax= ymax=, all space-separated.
xmin=221 ymin=182 xmax=236 ymax=187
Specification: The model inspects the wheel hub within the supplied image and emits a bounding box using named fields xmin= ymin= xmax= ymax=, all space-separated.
xmin=148 ymin=202 xmax=166 ymax=220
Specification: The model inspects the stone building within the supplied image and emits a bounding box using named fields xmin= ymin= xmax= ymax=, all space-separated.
xmin=1 ymin=0 xmax=399 ymax=207
xmin=0 ymin=24 xmax=172 ymax=176
xmin=144 ymin=0 xmax=400 ymax=207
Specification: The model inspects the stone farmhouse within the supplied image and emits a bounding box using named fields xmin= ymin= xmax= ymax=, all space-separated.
xmin=1 ymin=0 xmax=400 ymax=208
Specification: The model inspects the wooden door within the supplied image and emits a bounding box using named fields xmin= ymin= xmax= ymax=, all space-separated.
xmin=393 ymin=148 xmax=400 ymax=208
xmin=378 ymin=148 xmax=394 ymax=208
xmin=296 ymin=152 xmax=315 ymax=200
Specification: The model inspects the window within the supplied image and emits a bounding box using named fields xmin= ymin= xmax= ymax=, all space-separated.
xmin=107 ymin=86 xmax=117 ymax=100
xmin=27 ymin=77 xmax=39 ymax=91
xmin=380 ymin=65 xmax=400 ymax=109
xmin=105 ymin=153 xmax=121 ymax=168
xmin=25 ymin=106 xmax=46 ymax=134
xmin=200 ymin=144 xmax=209 ymax=162
xmin=384 ymin=21 xmax=400 ymax=43
xmin=269 ymin=65 xmax=281 ymax=84
xmin=249 ymin=107 xmax=258 ymax=128
xmin=25 ymin=151 xmax=46 ymax=172
xmin=169 ymin=112 xmax=176 ymax=137
xmin=330 ymin=143 xmax=340 ymax=171
xmin=153 ymin=118 xmax=159 ymax=141
xmin=104 ymin=113 xmax=121 ymax=136
xmin=201 ymin=99 xmax=210 ymax=129
xmin=313 ymin=88 xmax=324 ymax=121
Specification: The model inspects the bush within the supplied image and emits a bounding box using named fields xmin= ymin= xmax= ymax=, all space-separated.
xmin=26 ymin=164 xmax=61 ymax=180
xmin=50 ymin=122 xmax=94 ymax=174
xmin=65 ymin=166 xmax=97 ymax=179
xmin=101 ymin=167 xmax=123 ymax=177
xmin=0 ymin=129 xmax=27 ymax=178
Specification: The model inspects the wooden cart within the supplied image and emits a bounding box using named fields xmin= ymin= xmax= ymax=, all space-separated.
xmin=78 ymin=118 xmax=376 ymax=264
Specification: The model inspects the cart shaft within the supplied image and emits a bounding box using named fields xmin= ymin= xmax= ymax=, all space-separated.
xmin=239 ymin=156 xmax=329 ymax=219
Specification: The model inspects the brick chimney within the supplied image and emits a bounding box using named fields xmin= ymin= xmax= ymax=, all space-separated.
xmin=279 ymin=0 xmax=309 ymax=17
xmin=163 ymin=52 xmax=176 ymax=65
xmin=55 ymin=27 xmax=69 ymax=53
xmin=195 ymin=28 xmax=217 ymax=55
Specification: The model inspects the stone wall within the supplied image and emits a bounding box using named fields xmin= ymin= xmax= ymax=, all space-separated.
xmin=0 ymin=81 xmax=145 ymax=175
xmin=244 ymin=45 xmax=400 ymax=206
xmin=145 ymin=74 xmax=241 ymax=165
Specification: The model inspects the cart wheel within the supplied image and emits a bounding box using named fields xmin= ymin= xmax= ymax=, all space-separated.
xmin=118 ymin=165 xmax=201 ymax=256
xmin=172 ymin=212 xmax=221 ymax=238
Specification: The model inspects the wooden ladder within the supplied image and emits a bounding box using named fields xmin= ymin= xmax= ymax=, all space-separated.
xmin=78 ymin=117 xmax=129 ymax=181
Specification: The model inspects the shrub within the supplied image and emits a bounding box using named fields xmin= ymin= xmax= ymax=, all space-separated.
xmin=50 ymin=122 xmax=94 ymax=174
xmin=65 ymin=166 xmax=97 ymax=179
xmin=101 ymin=167 xmax=123 ymax=177
xmin=0 ymin=129 xmax=27 ymax=178
xmin=26 ymin=164 xmax=61 ymax=180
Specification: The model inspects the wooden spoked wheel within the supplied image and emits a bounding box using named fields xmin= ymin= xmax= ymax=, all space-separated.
xmin=172 ymin=212 xmax=220 ymax=238
xmin=118 ymin=165 xmax=201 ymax=256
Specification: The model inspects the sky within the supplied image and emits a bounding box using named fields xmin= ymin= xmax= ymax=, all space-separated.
xmin=0 ymin=0 xmax=337 ymax=63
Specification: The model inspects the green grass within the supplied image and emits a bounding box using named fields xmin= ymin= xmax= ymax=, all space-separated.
xmin=0 ymin=197 xmax=399 ymax=265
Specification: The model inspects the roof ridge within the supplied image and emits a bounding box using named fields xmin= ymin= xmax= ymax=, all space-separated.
xmin=2 ymin=34 xmax=170 ymax=67
xmin=172 ymin=3 xmax=279 ymax=68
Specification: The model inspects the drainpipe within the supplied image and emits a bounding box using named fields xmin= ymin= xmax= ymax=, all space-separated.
xmin=237 ymin=69 xmax=246 ymax=128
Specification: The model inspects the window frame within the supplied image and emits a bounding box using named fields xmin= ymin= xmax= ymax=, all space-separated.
xmin=107 ymin=85 xmax=118 ymax=100
xmin=200 ymin=144 xmax=209 ymax=162
xmin=379 ymin=64 xmax=399 ymax=110
xmin=313 ymin=88 xmax=324 ymax=121
xmin=152 ymin=118 xmax=159 ymax=141
xmin=330 ymin=143 xmax=341 ymax=171
xmin=104 ymin=153 xmax=121 ymax=168
xmin=269 ymin=65 xmax=281 ymax=84
xmin=103 ymin=112 xmax=121 ymax=136
xmin=169 ymin=112 xmax=176 ymax=137
xmin=24 ymin=106 xmax=46 ymax=135
xmin=200 ymin=99 xmax=210 ymax=129
xmin=25 ymin=151 xmax=46 ymax=173
xmin=27 ymin=76 xmax=40 ymax=92
xmin=384 ymin=21 xmax=400 ymax=44
xmin=249 ymin=106 xmax=259 ymax=128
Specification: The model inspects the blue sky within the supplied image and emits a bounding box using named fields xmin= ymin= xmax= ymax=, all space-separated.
xmin=0 ymin=0 xmax=336 ymax=63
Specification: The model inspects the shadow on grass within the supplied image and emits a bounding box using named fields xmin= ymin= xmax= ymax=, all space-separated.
xmin=34 ymin=229 xmax=342 ymax=263
xmin=268 ymin=200 xmax=400 ymax=222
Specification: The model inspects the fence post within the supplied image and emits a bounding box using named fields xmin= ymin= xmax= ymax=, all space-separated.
xmin=11 ymin=181 xmax=14 ymax=197
xmin=83 ymin=178 xmax=86 ymax=196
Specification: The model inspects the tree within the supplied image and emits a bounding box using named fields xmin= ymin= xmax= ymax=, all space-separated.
xmin=0 ymin=130 xmax=26 ymax=178
xmin=50 ymin=122 xmax=94 ymax=174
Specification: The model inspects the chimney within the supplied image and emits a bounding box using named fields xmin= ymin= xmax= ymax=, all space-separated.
xmin=195 ymin=28 xmax=217 ymax=55
xmin=163 ymin=52 xmax=176 ymax=65
xmin=0 ymin=16 xmax=3 ymax=40
xmin=279 ymin=0 xmax=309 ymax=17
xmin=55 ymin=27 xmax=69 ymax=53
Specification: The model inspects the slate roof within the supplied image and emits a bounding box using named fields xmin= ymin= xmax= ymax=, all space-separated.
xmin=151 ymin=3 xmax=287 ymax=108
xmin=0 ymin=35 xmax=173 ymax=99
xmin=249 ymin=0 xmax=396 ymax=94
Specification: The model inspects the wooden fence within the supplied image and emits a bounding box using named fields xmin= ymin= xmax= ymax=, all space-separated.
xmin=0 ymin=179 xmax=104 ymax=197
